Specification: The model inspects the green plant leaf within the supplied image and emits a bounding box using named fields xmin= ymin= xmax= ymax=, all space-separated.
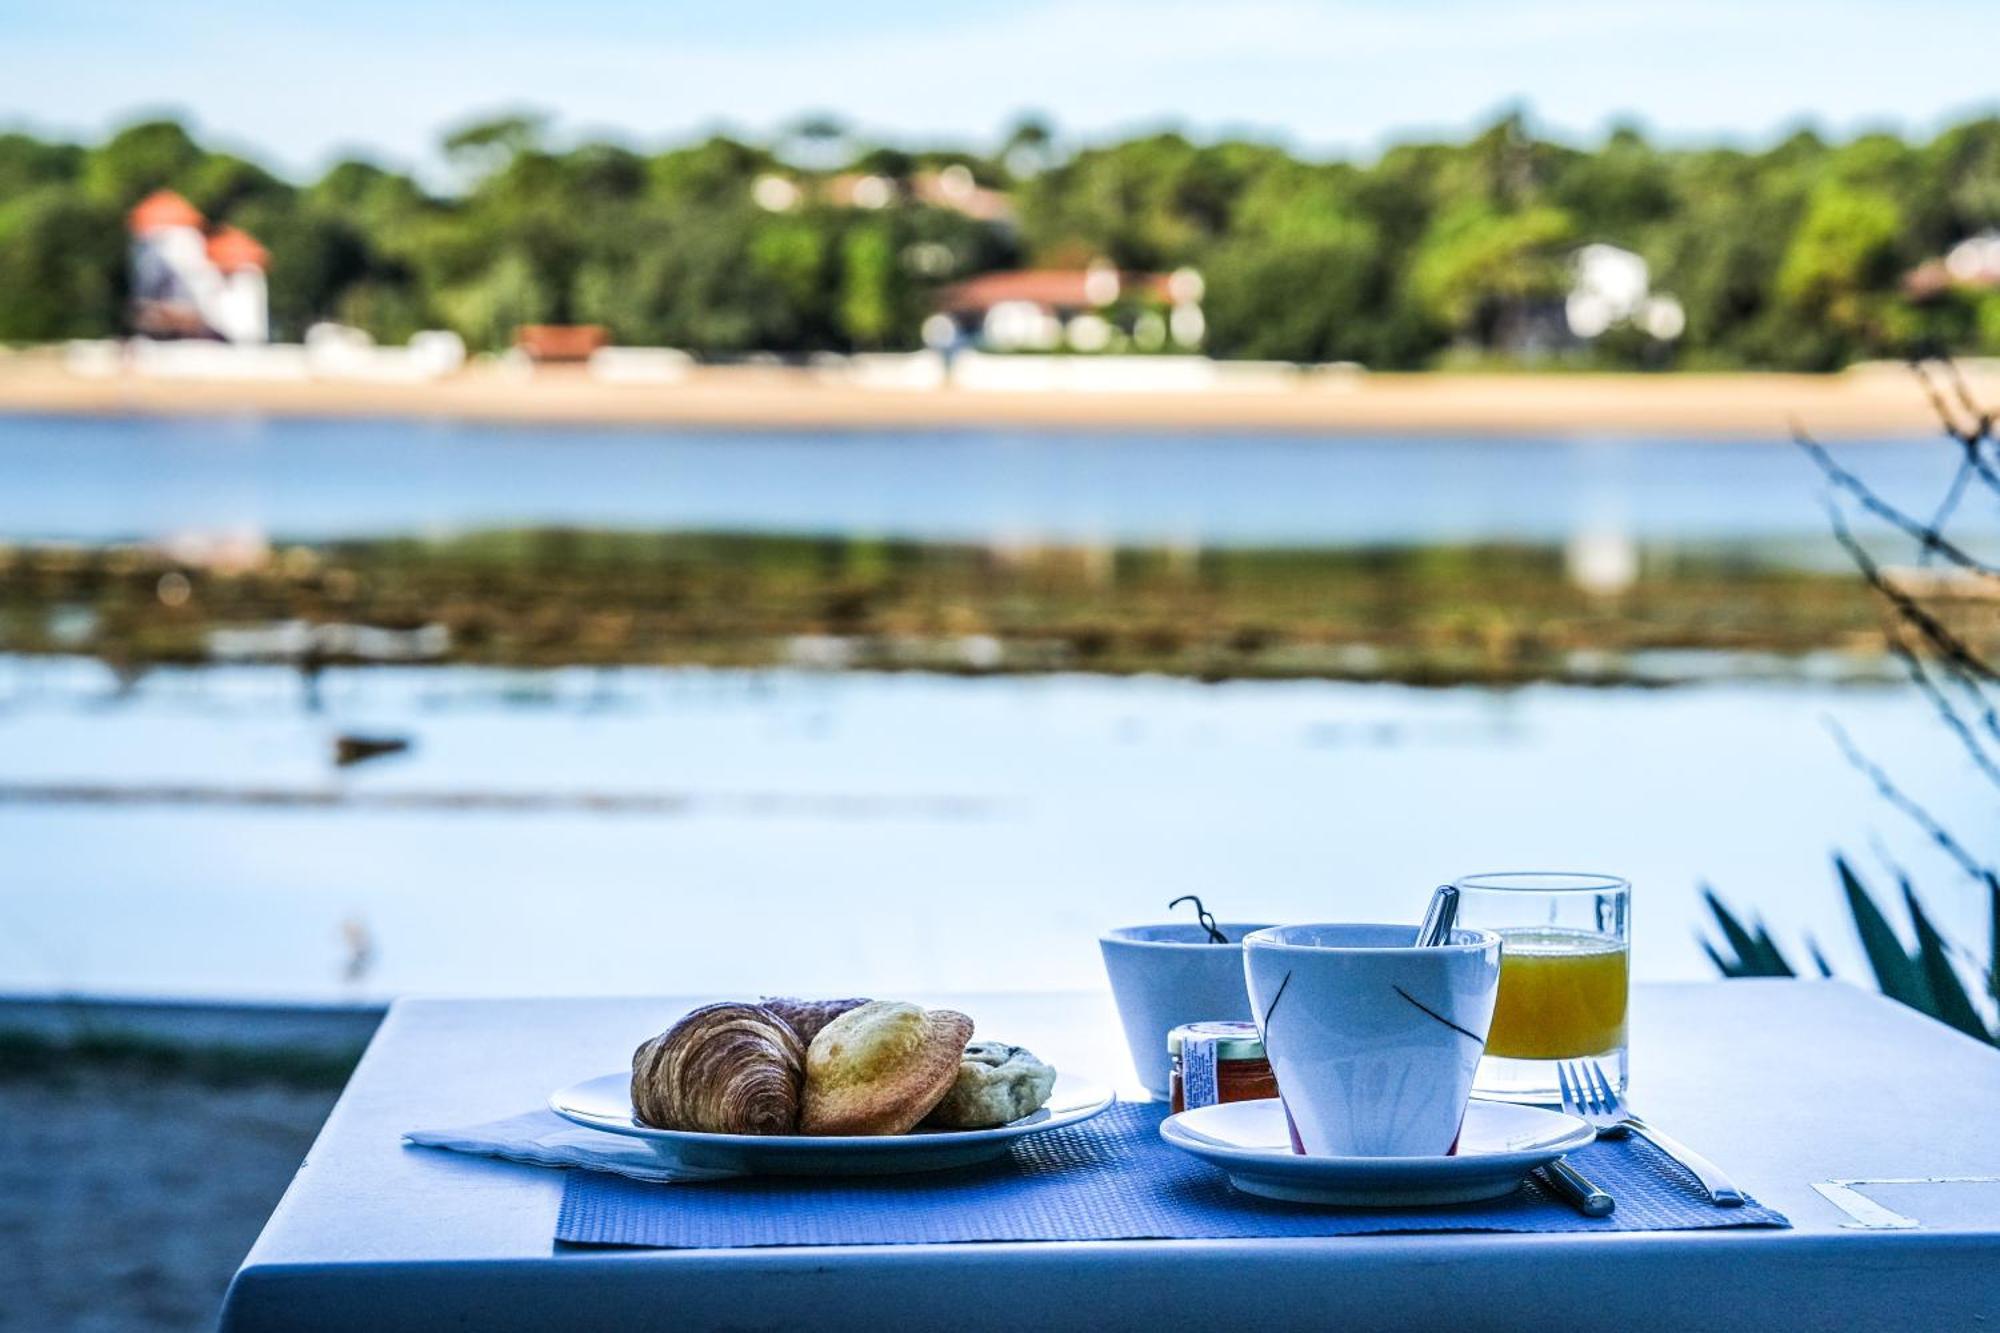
xmin=1804 ymin=934 xmax=1835 ymax=978
xmin=1837 ymin=855 xmax=1933 ymax=1015
xmin=1699 ymin=939 xmax=1732 ymax=976
xmin=1901 ymin=879 xmax=1996 ymax=1044
xmin=1986 ymin=872 xmax=2000 ymax=1006
xmin=1700 ymin=885 xmax=1794 ymax=977
xmin=1751 ymin=924 xmax=1793 ymax=974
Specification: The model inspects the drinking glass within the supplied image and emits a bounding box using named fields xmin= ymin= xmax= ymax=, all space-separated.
xmin=1454 ymin=871 xmax=1630 ymax=1103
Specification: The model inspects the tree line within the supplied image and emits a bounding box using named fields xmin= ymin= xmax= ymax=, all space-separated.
xmin=2 ymin=111 xmax=1998 ymax=369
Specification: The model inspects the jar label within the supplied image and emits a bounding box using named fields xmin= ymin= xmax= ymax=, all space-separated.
xmin=1182 ymin=1031 xmax=1221 ymax=1109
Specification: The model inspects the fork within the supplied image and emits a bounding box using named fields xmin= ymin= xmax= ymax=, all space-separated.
xmin=1558 ymin=1059 xmax=1746 ymax=1207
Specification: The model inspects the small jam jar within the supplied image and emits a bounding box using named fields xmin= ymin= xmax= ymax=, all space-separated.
xmin=1167 ymin=1021 xmax=1279 ymax=1112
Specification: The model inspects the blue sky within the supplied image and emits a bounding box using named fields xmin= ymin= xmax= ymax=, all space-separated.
xmin=2 ymin=1 xmax=1994 ymax=178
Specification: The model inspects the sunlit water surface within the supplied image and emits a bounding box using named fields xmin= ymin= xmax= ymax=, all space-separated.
xmin=3 ymin=415 xmax=1991 ymax=1003
xmin=0 ymin=657 xmax=1986 ymax=1002
xmin=2 ymin=413 xmax=1989 ymax=558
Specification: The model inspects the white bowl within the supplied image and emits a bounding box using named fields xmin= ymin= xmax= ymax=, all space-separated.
xmin=1100 ymin=921 xmax=1275 ymax=1097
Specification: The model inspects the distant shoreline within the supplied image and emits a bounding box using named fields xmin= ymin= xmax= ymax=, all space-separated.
xmin=0 ymin=354 xmax=1983 ymax=438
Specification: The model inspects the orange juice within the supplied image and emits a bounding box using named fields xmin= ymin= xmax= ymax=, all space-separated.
xmin=1484 ymin=927 xmax=1629 ymax=1059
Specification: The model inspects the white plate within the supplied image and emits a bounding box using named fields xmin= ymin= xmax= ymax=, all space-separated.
xmin=1161 ymin=1097 xmax=1593 ymax=1207
xmin=549 ymin=1071 xmax=1116 ymax=1176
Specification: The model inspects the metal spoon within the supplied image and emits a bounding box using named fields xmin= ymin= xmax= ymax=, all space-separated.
xmin=1415 ymin=884 xmax=1460 ymax=947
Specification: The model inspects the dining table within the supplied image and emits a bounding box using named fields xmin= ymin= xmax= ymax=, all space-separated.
xmin=218 ymin=979 xmax=2000 ymax=1331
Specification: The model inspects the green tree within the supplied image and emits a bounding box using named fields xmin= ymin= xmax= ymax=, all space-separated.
xmin=239 ymin=207 xmax=374 ymax=339
xmin=0 ymin=188 xmax=126 ymax=339
xmin=83 ymin=119 xmax=203 ymax=205
xmin=1409 ymin=203 xmax=1577 ymax=344
xmin=436 ymin=249 xmax=555 ymax=348
xmin=0 ymin=133 xmax=83 ymax=199
xmin=0 ymin=111 xmax=1994 ymax=366
xmin=782 ymin=113 xmax=850 ymax=171
xmin=1773 ymin=184 xmax=1909 ymax=364
xmin=1199 ymin=163 xmax=1435 ymax=364
xmin=839 ymin=224 xmax=895 ymax=347
xmin=1000 ymin=113 xmax=1056 ymax=179
xmin=442 ymin=112 xmax=547 ymax=185
xmin=185 ymin=153 xmax=290 ymax=219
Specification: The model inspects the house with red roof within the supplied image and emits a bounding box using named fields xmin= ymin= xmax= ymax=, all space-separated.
xmin=933 ymin=261 xmax=1204 ymax=352
xmin=128 ymin=189 xmax=270 ymax=343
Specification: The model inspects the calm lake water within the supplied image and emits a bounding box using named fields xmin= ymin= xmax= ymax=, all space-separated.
xmin=0 ymin=657 xmax=1987 ymax=1001
xmin=0 ymin=414 xmax=1989 ymax=1003
xmin=0 ymin=413 xmax=1985 ymax=555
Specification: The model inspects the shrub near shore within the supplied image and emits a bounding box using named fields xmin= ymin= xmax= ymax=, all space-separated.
xmin=6 ymin=112 xmax=2000 ymax=368
xmin=0 ymin=529 xmax=1952 ymax=686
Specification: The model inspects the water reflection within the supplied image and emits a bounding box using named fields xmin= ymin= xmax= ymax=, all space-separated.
xmin=0 ymin=656 xmax=1977 ymax=1001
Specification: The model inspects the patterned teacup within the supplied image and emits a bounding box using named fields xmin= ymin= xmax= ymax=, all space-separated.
xmin=1243 ymin=923 xmax=1501 ymax=1157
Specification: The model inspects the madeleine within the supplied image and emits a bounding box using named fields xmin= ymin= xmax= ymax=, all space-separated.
xmin=800 ymin=1000 xmax=974 ymax=1135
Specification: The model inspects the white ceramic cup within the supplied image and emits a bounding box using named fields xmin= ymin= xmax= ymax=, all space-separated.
xmin=1242 ymin=923 xmax=1502 ymax=1157
xmin=1100 ymin=922 xmax=1276 ymax=1098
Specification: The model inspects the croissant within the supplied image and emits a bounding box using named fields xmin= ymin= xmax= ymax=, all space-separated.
xmin=630 ymin=1002 xmax=806 ymax=1135
xmin=762 ymin=996 xmax=869 ymax=1046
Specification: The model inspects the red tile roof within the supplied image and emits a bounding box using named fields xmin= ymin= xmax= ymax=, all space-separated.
xmin=205 ymin=225 xmax=269 ymax=272
xmin=129 ymin=189 xmax=205 ymax=234
xmin=937 ymin=269 xmax=1171 ymax=314
xmin=514 ymin=324 xmax=609 ymax=362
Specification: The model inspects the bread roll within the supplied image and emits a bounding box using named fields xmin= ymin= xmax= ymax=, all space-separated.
xmin=923 ymin=1041 xmax=1057 ymax=1129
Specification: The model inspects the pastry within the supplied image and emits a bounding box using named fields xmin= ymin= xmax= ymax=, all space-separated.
xmin=799 ymin=1000 xmax=974 ymax=1135
xmin=923 ymin=1041 xmax=1058 ymax=1129
xmin=630 ymin=1001 xmax=806 ymax=1135
xmin=762 ymin=996 xmax=869 ymax=1047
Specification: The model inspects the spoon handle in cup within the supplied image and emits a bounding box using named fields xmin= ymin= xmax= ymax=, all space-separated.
xmin=1415 ymin=885 xmax=1461 ymax=947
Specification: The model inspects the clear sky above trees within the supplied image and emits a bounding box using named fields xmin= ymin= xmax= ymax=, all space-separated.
xmin=4 ymin=2 xmax=1996 ymax=179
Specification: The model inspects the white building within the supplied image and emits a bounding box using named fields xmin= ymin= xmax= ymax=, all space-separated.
xmin=128 ymin=190 xmax=269 ymax=344
xmin=1945 ymin=232 xmax=2000 ymax=286
xmin=1565 ymin=243 xmax=1684 ymax=342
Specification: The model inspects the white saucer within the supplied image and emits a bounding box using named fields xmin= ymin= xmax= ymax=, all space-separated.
xmin=1160 ymin=1097 xmax=1593 ymax=1207
xmin=549 ymin=1071 xmax=1115 ymax=1176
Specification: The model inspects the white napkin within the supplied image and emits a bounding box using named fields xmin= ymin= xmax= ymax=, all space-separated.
xmin=403 ymin=1110 xmax=734 ymax=1183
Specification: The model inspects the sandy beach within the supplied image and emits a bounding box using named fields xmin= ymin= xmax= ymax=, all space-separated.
xmin=1 ymin=353 xmax=1987 ymax=438
xmin=1 ymin=1065 xmax=338 ymax=1331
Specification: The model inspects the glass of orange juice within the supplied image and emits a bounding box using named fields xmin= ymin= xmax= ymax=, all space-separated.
xmin=1454 ymin=872 xmax=1630 ymax=1103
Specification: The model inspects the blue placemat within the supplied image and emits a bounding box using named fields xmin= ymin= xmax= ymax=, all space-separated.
xmin=556 ymin=1101 xmax=1788 ymax=1248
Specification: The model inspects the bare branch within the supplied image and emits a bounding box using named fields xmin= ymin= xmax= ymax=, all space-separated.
xmin=1943 ymin=361 xmax=1987 ymax=424
xmin=1912 ymin=359 xmax=2000 ymax=502
xmin=1883 ymin=622 xmax=2000 ymax=794
xmin=1825 ymin=500 xmax=2000 ymax=685
xmin=1925 ymin=357 xmax=1995 ymax=437
xmin=1867 ymin=833 xmax=1988 ymax=972
xmin=1918 ymin=454 xmax=1978 ymax=565
xmin=1824 ymin=716 xmax=2000 ymax=896
xmin=1913 ymin=358 xmax=1980 ymax=438
xmin=1794 ymin=427 xmax=2000 ymax=580
xmin=1832 ymin=358 xmax=2000 ymax=1007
